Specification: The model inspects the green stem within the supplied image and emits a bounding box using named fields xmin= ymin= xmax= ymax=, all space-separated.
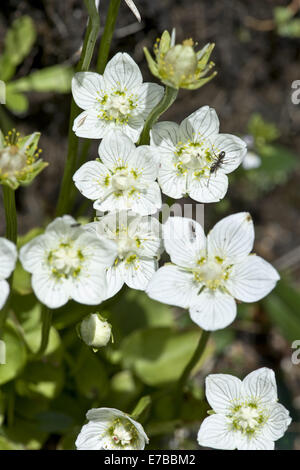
xmin=137 ymin=86 xmax=178 ymax=145
xmin=55 ymin=0 xmax=100 ymax=217
xmin=178 ymin=330 xmax=210 ymax=391
xmin=2 ymin=186 xmax=17 ymax=243
xmin=96 ymin=0 xmax=121 ymax=74
xmin=36 ymin=307 xmax=53 ymax=358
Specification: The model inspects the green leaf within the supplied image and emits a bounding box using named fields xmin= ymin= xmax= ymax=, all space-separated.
xmin=5 ymin=418 xmax=47 ymax=450
xmin=277 ymin=19 xmax=300 ymax=38
xmin=0 ymin=435 xmax=23 ymax=450
xmin=74 ymin=347 xmax=109 ymax=400
xmin=5 ymin=90 xmax=29 ymax=113
xmin=7 ymin=65 xmax=73 ymax=94
xmin=0 ymin=324 xmax=27 ymax=385
xmin=248 ymin=113 xmax=280 ymax=147
xmin=273 ymin=7 xmax=294 ymax=25
xmin=16 ymin=362 xmax=64 ymax=400
xmin=0 ymin=16 xmax=36 ymax=82
xmin=121 ymin=327 xmax=214 ymax=387
xmin=12 ymin=261 xmax=32 ymax=295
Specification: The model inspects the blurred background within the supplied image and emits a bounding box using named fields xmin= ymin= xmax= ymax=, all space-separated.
xmin=0 ymin=0 xmax=300 ymax=450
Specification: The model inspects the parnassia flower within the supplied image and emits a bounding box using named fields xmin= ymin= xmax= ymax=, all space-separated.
xmin=0 ymin=238 xmax=17 ymax=309
xmin=19 ymin=216 xmax=117 ymax=309
xmin=0 ymin=129 xmax=47 ymax=190
xmin=147 ymin=212 xmax=280 ymax=331
xmin=79 ymin=313 xmax=112 ymax=349
xmin=85 ymin=211 xmax=162 ymax=299
xmin=73 ymin=131 xmax=162 ymax=215
xmin=76 ymin=407 xmax=149 ymax=450
xmin=150 ymin=106 xmax=247 ymax=203
xmin=72 ymin=52 xmax=164 ymax=142
xmin=198 ymin=368 xmax=291 ymax=450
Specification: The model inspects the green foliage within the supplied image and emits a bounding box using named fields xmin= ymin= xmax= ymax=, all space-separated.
xmin=0 ymin=324 xmax=27 ymax=385
xmin=274 ymin=6 xmax=300 ymax=38
xmin=248 ymin=113 xmax=280 ymax=149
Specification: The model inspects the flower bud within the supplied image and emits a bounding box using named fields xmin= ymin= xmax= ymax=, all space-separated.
xmin=144 ymin=30 xmax=216 ymax=90
xmin=79 ymin=313 xmax=112 ymax=349
xmin=0 ymin=129 xmax=47 ymax=189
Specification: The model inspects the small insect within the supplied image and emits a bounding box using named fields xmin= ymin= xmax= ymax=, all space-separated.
xmin=207 ymin=150 xmax=226 ymax=186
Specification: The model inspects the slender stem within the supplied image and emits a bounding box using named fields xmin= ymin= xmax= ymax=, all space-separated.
xmin=96 ymin=0 xmax=121 ymax=74
xmin=36 ymin=306 xmax=53 ymax=358
xmin=178 ymin=330 xmax=210 ymax=390
xmin=137 ymin=86 xmax=178 ymax=145
xmin=2 ymin=186 xmax=17 ymax=243
xmin=55 ymin=0 xmax=100 ymax=217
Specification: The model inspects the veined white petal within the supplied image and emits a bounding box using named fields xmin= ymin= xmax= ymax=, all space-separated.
xmin=262 ymin=403 xmax=292 ymax=442
xmin=128 ymin=216 xmax=162 ymax=258
xmin=46 ymin=215 xmax=77 ymax=234
xmin=0 ymin=238 xmax=17 ymax=279
xmin=76 ymin=421 xmax=108 ymax=450
xmin=226 ymin=255 xmax=280 ymax=302
xmin=77 ymin=232 xmax=118 ymax=268
xmin=73 ymin=161 xmax=111 ymax=201
xmin=236 ymin=434 xmax=274 ymax=450
xmin=31 ymin=270 xmax=70 ymax=309
xmin=123 ymin=258 xmax=157 ymax=290
xmin=98 ymin=131 xmax=136 ymax=170
xmin=0 ymin=279 xmax=9 ymax=310
xmin=93 ymin=191 xmax=129 ymax=213
xmin=135 ymin=82 xmax=164 ymax=119
xmin=19 ymin=234 xmax=49 ymax=273
xmin=73 ymin=109 xmax=108 ymax=139
xmin=163 ymin=216 xmax=206 ymax=268
xmin=197 ymin=415 xmax=237 ymax=450
xmin=150 ymin=121 xmax=180 ymax=154
xmin=129 ymin=182 xmax=162 ymax=216
xmin=146 ymin=265 xmax=199 ymax=308
xmin=242 ymin=151 xmax=261 ymax=170
xmin=207 ymin=212 xmax=254 ymax=263
xmin=190 ymin=289 xmax=237 ymax=331
xmin=180 ymin=106 xmax=220 ymax=143
xmin=124 ymin=0 xmax=141 ymax=22
xmin=103 ymin=53 xmax=143 ymax=91
xmin=121 ymin=116 xmax=144 ymax=143
xmin=205 ymin=373 xmax=242 ymax=414
xmin=72 ymin=72 xmax=106 ymax=110
xmin=211 ymin=133 xmax=247 ymax=174
xmin=242 ymin=368 xmax=278 ymax=405
xmin=187 ymin=171 xmax=228 ymax=203
xmin=70 ymin=269 xmax=106 ymax=305
xmin=104 ymin=265 xmax=124 ymax=299
xmin=158 ymin=163 xmax=187 ymax=199
xmin=131 ymin=146 xmax=159 ymax=181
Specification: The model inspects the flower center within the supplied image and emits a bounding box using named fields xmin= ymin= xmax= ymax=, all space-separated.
xmin=230 ymin=403 xmax=266 ymax=436
xmin=48 ymin=242 xmax=83 ymax=278
xmin=117 ymin=233 xmax=138 ymax=258
xmin=175 ymin=141 xmax=213 ymax=177
xmin=112 ymin=423 xmax=133 ymax=446
xmin=193 ymin=257 xmax=231 ymax=290
xmin=0 ymin=147 xmax=27 ymax=175
xmin=111 ymin=168 xmax=135 ymax=191
xmin=98 ymin=90 xmax=137 ymax=124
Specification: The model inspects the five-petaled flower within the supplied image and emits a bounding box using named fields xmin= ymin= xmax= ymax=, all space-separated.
xmin=147 ymin=212 xmax=280 ymax=331
xmin=0 ymin=237 xmax=17 ymax=309
xmin=150 ymin=106 xmax=247 ymax=203
xmin=76 ymin=407 xmax=149 ymax=450
xmin=72 ymin=52 xmax=164 ymax=142
xmin=19 ymin=216 xmax=117 ymax=309
xmin=197 ymin=368 xmax=291 ymax=450
xmin=85 ymin=211 xmax=162 ymax=299
xmin=73 ymin=131 xmax=162 ymax=215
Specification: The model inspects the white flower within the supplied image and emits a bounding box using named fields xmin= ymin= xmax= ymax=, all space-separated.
xmin=19 ymin=216 xmax=117 ymax=309
xmin=197 ymin=368 xmax=292 ymax=450
xmin=150 ymin=106 xmax=247 ymax=202
xmin=85 ymin=211 xmax=162 ymax=299
xmin=76 ymin=407 xmax=149 ymax=450
xmin=79 ymin=313 xmax=112 ymax=349
xmin=242 ymin=151 xmax=261 ymax=170
xmin=0 ymin=238 xmax=17 ymax=309
xmin=72 ymin=52 xmax=164 ymax=142
xmin=147 ymin=212 xmax=280 ymax=331
xmin=73 ymin=131 xmax=162 ymax=216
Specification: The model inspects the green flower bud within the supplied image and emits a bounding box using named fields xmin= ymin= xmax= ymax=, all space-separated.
xmin=144 ymin=30 xmax=217 ymax=90
xmin=0 ymin=129 xmax=47 ymax=190
xmin=79 ymin=313 xmax=112 ymax=349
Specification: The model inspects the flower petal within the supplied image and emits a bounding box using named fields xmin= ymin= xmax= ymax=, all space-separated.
xmin=73 ymin=109 xmax=108 ymax=139
xmin=70 ymin=269 xmax=107 ymax=305
xmin=123 ymin=258 xmax=157 ymax=290
xmin=104 ymin=53 xmax=142 ymax=91
xmin=188 ymin=171 xmax=228 ymax=203
xmin=130 ymin=146 xmax=159 ymax=181
xmin=226 ymin=255 xmax=280 ymax=302
xmin=158 ymin=163 xmax=187 ymax=199
xmin=190 ymin=289 xmax=237 ymax=331
xmin=0 ymin=238 xmax=17 ymax=279
xmin=207 ymin=212 xmax=255 ymax=263
xmin=163 ymin=216 xmax=206 ymax=268
xmin=150 ymin=121 xmax=180 ymax=155
xmin=31 ymin=270 xmax=70 ymax=309
xmin=104 ymin=266 xmax=124 ymax=299
xmin=211 ymin=133 xmax=247 ymax=174
xmin=263 ymin=403 xmax=292 ymax=442
xmin=180 ymin=106 xmax=220 ymax=143
xmin=73 ymin=161 xmax=111 ymax=201
xmin=129 ymin=182 xmax=162 ymax=216
xmin=19 ymin=234 xmax=49 ymax=273
xmin=0 ymin=279 xmax=9 ymax=310
xmin=146 ymin=265 xmax=199 ymax=308
xmin=242 ymin=368 xmax=278 ymax=405
xmin=72 ymin=72 xmax=106 ymax=110
xmin=76 ymin=422 xmax=107 ymax=450
xmin=205 ymin=373 xmax=242 ymax=414
xmin=236 ymin=434 xmax=274 ymax=450
xmin=197 ymin=415 xmax=237 ymax=450
xmin=135 ymin=82 xmax=164 ymax=119
xmin=98 ymin=130 xmax=135 ymax=170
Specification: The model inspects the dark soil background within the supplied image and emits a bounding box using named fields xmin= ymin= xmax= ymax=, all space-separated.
xmin=0 ymin=0 xmax=300 ymax=449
